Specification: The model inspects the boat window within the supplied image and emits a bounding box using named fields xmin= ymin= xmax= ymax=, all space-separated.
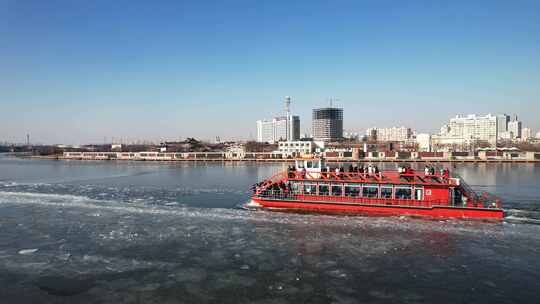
xmin=395 ymin=187 xmax=412 ymax=200
xmin=363 ymin=185 xmax=379 ymax=198
xmin=415 ymin=188 xmax=424 ymax=201
xmin=318 ymin=183 xmax=329 ymax=195
xmin=291 ymin=182 xmax=302 ymax=193
xmin=306 ymin=161 xmax=313 ymax=169
xmin=304 ymin=183 xmax=316 ymax=194
xmin=380 ymin=187 xmax=393 ymax=199
xmin=331 ymin=184 xmax=342 ymax=196
xmin=344 ymin=184 xmax=361 ymax=197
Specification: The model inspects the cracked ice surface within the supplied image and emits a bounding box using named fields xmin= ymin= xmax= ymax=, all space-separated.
xmin=1 ymin=191 xmax=540 ymax=304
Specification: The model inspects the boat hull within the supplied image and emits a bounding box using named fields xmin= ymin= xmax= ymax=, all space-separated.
xmin=251 ymin=197 xmax=504 ymax=219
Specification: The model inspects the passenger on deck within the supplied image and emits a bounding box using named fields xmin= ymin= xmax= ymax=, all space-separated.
xmin=443 ymin=168 xmax=450 ymax=178
xmin=430 ymin=167 xmax=435 ymax=175
xmin=287 ymin=165 xmax=294 ymax=178
xmin=301 ymin=167 xmax=306 ymax=178
xmin=424 ymin=166 xmax=430 ymax=176
xmin=348 ymin=164 xmax=353 ymax=172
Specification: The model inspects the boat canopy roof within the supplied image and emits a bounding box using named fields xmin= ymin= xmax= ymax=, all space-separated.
xmin=287 ymin=170 xmax=456 ymax=187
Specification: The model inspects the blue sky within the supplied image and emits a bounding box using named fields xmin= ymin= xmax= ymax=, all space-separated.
xmin=1 ymin=0 xmax=539 ymax=144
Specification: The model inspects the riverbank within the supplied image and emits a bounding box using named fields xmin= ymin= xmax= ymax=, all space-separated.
xmin=19 ymin=154 xmax=540 ymax=163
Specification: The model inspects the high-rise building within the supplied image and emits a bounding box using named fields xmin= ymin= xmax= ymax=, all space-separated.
xmin=312 ymin=107 xmax=343 ymax=142
xmin=496 ymin=114 xmax=510 ymax=140
xmin=415 ymin=133 xmax=432 ymax=152
xmin=256 ymin=120 xmax=275 ymax=143
xmin=256 ymin=97 xmax=301 ymax=143
xmin=256 ymin=116 xmax=300 ymax=143
xmin=440 ymin=114 xmax=498 ymax=146
xmin=507 ymin=115 xmax=522 ymax=139
xmin=366 ymin=127 xmax=412 ymax=142
xmin=522 ymin=128 xmax=532 ymax=141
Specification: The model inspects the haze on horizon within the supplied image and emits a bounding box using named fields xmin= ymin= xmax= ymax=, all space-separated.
xmin=1 ymin=0 xmax=540 ymax=145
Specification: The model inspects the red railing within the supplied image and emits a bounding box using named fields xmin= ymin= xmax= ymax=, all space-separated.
xmin=254 ymin=171 xmax=288 ymax=195
xmin=286 ymin=170 xmax=450 ymax=186
xmin=255 ymin=190 xmax=450 ymax=209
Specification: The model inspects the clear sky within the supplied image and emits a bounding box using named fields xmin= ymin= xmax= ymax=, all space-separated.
xmin=1 ymin=0 xmax=539 ymax=144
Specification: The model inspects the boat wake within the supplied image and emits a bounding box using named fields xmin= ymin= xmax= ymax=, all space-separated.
xmin=0 ymin=190 xmax=511 ymax=234
xmin=504 ymin=209 xmax=540 ymax=225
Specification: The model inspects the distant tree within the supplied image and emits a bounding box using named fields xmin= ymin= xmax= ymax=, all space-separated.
xmin=244 ymin=141 xmax=277 ymax=152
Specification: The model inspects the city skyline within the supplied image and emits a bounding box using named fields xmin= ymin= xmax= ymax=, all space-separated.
xmin=2 ymin=1 xmax=540 ymax=144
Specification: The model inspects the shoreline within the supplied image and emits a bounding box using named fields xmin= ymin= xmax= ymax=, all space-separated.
xmin=18 ymin=155 xmax=540 ymax=164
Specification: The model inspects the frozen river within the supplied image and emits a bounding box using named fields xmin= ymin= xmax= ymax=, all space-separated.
xmin=1 ymin=155 xmax=540 ymax=303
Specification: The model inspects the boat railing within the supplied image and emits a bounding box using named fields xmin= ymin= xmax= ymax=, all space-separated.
xmin=285 ymin=169 xmax=449 ymax=185
xmin=449 ymin=173 xmax=502 ymax=209
xmin=253 ymin=171 xmax=288 ymax=195
xmin=254 ymin=189 xmax=479 ymax=209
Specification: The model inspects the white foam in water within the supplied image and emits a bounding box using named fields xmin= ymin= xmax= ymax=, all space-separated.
xmin=18 ymin=248 xmax=39 ymax=255
xmin=0 ymin=190 xmax=512 ymax=235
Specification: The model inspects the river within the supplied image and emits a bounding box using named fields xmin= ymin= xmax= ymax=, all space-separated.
xmin=0 ymin=155 xmax=539 ymax=303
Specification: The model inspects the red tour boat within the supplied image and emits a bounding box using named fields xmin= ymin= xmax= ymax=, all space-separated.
xmin=247 ymin=157 xmax=503 ymax=219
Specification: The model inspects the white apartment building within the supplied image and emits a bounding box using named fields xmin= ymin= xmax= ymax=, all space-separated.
xmin=256 ymin=116 xmax=300 ymax=143
xmin=366 ymin=126 xmax=412 ymax=142
xmin=277 ymin=141 xmax=314 ymax=157
xmin=441 ymin=114 xmax=498 ymax=146
xmin=256 ymin=120 xmax=275 ymax=143
xmin=256 ymin=97 xmax=301 ymax=143
xmin=508 ymin=119 xmax=522 ymax=139
xmin=522 ymin=128 xmax=532 ymax=141
xmin=415 ymin=133 xmax=432 ymax=152
xmin=496 ymin=114 xmax=510 ymax=140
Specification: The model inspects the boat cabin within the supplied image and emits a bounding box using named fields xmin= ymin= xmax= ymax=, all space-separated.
xmin=295 ymin=158 xmax=324 ymax=179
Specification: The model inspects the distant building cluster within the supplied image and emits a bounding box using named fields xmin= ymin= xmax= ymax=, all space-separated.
xmin=435 ymin=114 xmax=499 ymax=147
xmin=419 ymin=113 xmax=530 ymax=152
xmin=255 ymin=97 xmax=343 ymax=144
xmin=252 ymin=96 xmax=536 ymax=154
